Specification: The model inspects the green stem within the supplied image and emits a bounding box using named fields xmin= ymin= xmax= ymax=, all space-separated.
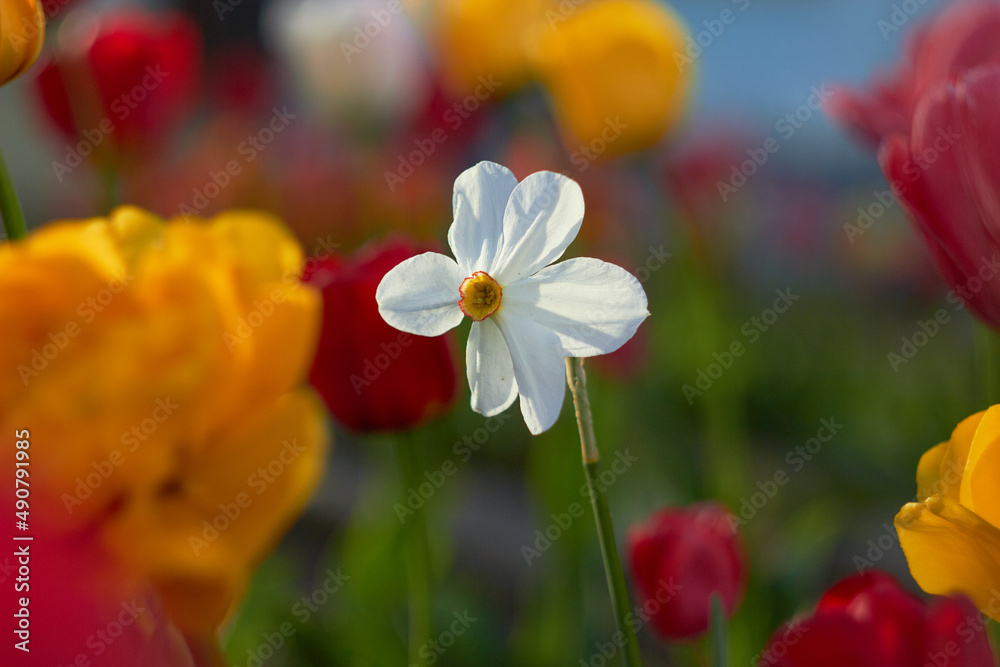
xmin=675 ymin=232 xmax=749 ymax=507
xmin=0 ymin=141 xmax=27 ymax=241
xmin=566 ymin=357 xmax=642 ymax=667
xmin=975 ymin=323 xmax=1000 ymax=407
xmin=709 ymin=594 xmax=727 ymax=667
xmin=395 ymin=435 xmax=432 ymax=667
xmin=101 ymin=163 xmax=121 ymax=213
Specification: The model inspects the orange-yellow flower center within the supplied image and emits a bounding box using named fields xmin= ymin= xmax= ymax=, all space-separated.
xmin=459 ymin=271 xmax=502 ymax=321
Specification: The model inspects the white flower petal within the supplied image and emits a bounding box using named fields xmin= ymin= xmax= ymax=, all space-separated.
xmin=466 ymin=319 xmax=518 ymax=417
xmin=491 ymin=171 xmax=585 ymax=283
xmin=504 ymin=258 xmax=649 ymax=357
xmin=376 ymin=252 xmax=465 ymax=336
xmin=448 ymin=162 xmax=519 ymax=274
xmin=494 ymin=311 xmax=567 ymax=435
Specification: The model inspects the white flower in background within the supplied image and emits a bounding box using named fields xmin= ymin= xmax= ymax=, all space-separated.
xmin=266 ymin=0 xmax=429 ymax=127
xmin=377 ymin=162 xmax=649 ymax=435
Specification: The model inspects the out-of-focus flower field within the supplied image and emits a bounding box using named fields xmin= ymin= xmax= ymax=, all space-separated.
xmin=3 ymin=0 xmax=1000 ymax=665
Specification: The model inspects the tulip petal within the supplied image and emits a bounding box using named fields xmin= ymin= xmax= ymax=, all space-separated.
xmin=492 ymin=171 xmax=584 ymax=284
xmin=885 ymin=71 xmax=1000 ymax=329
xmin=924 ymin=409 xmax=985 ymax=502
xmin=449 ymin=162 xmax=519 ymax=274
xmin=916 ymin=443 xmax=949 ymax=502
xmin=896 ymin=495 xmax=1000 ymax=618
xmin=466 ymin=319 xmax=518 ymax=417
xmin=376 ymin=252 xmax=465 ymax=336
xmin=308 ymin=240 xmax=459 ymax=433
xmin=103 ymin=389 xmax=327 ymax=636
xmin=763 ymin=614 xmax=882 ymax=667
xmin=960 ymin=405 xmax=1000 ymax=528
xmin=493 ymin=311 xmax=566 ymax=435
xmin=504 ymin=257 xmax=649 ymax=357
xmin=952 ymin=67 xmax=1000 ymax=248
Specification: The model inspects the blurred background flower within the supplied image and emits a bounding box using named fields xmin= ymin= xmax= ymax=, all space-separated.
xmin=830 ymin=0 xmax=1000 ymax=331
xmin=431 ymin=0 xmax=542 ymax=98
xmin=827 ymin=0 xmax=1000 ymax=147
xmin=759 ymin=571 xmax=993 ymax=667
xmin=34 ymin=9 xmax=202 ymax=156
xmin=0 ymin=207 xmax=326 ymax=658
xmin=628 ymin=502 xmax=746 ymax=641
xmin=0 ymin=0 xmax=45 ymax=87
xmin=305 ymin=236 xmax=459 ymax=433
xmin=531 ymin=0 xmax=693 ymax=158
xmin=266 ymin=0 xmax=431 ymax=135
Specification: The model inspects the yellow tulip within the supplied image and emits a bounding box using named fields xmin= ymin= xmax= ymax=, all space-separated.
xmin=896 ymin=406 xmax=1000 ymax=619
xmin=0 ymin=0 xmax=44 ymax=86
xmin=532 ymin=0 xmax=693 ymax=159
xmin=0 ymin=207 xmax=327 ymax=638
xmin=432 ymin=0 xmax=546 ymax=97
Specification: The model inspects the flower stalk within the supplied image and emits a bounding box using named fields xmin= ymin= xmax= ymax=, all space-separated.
xmin=396 ymin=435 xmax=432 ymax=666
xmin=566 ymin=357 xmax=642 ymax=667
xmin=709 ymin=593 xmax=727 ymax=667
xmin=0 ymin=142 xmax=27 ymax=241
xmin=975 ymin=323 xmax=1000 ymax=406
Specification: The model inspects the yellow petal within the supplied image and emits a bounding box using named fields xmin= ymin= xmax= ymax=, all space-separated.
xmin=896 ymin=494 xmax=1000 ymax=618
xmin=961 ymin=405 xmax=1000 ymax=528
xmin=199 ymin=209 xmax=305 ymax=287
xmin=106 ymin=206 xmax=166 ymax=266
xmin=102 ymin=389 xmax=328 ymax=636
xmin=13 ymin=219 xmax=130 ymax=283
xmin=916 ymin=409 xmax=984 ymax=501
xmin=916 ymin=443 xmax=948 ymax=502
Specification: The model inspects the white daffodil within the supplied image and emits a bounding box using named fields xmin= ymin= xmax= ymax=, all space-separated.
xmin=376 ymin=161 xmax=649 ymax=435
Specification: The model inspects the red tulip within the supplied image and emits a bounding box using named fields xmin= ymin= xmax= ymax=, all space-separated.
xmin=758 ymin=571 xmax=994 ymax=667
xmin=827 ymin=1 xmax=1000 ymax=148
xmin=305 ymin=237 xmax=459 ymax=433
xmin=828 ymin=0 xmax=1000 ymax=330
xmin=0 ymin=509 xmax=194 ymax=665
xmin=34 ymin=10 xmax=201 ymax=154
xmin=627 ymin=502 xmax=746 ymax=640
xmin=880 ymin=64 xmax=1000 ymax=329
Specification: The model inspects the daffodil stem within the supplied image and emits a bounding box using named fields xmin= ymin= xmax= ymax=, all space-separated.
xmin=0 ymin=141 xmax=27 ymax=241
xmin=566 ymin=357 xmax=643 ymax=667
xmin=396 ymin=435 xmax=432 ymax=667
